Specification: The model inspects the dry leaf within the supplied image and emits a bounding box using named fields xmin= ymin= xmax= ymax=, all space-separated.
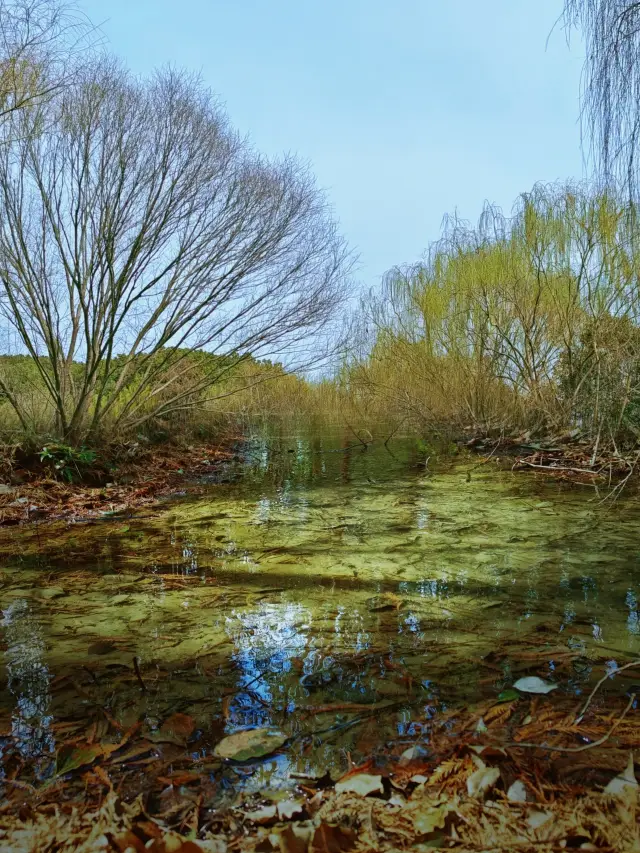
xmin=507 ymin=779 xmax=528 ymax=802
xmin=310 ymin=823 xmax=356 ymax=852
xmin=467 ymin=765 xmax=500 ymax=797
xmin=400 ymin=745 xmax=427 ymax=763
xmin=334 ymin=773 xmax=383 ymax=797
xmin=412 ymin=802 xmax=453 ymax=835
xmin=214 ymin=728 xmax=287 ymax=761
xmin=604 ymin=753 xmax=637 ymax=796
xmin=526 ymin=809 xmax=553 ymax=829
xmin=244 ymin=805 xmax=277 ymax=824
xmin=150 ymin=713 xmax=196 ymax=745
xmin=513 ymin=677 xmax=558 ymax=694
xmin=56 ymin=743 xmax=105 ymax=775
xmin=277 ymin=822 xmax=314 ymax=853
xmin=277 ymin=800 xmax=304 ymax=820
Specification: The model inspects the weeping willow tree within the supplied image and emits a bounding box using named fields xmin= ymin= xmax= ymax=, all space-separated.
xmin=564 ymin=1 xmax=640 ymax=195
xmin=354 ymin=184 xmax=640 ymax=443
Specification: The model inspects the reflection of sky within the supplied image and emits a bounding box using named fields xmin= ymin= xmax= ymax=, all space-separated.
xmin=627 ymin=590 xmax=640 ymax=635
xmin=252 ymin=488 xmax=311 ymax=526
xmin=224 ymin=603 xmax=309 ymax=729
xmin=1 ymin=600 xmax=54 ymax=777
xmin=333 ymin=605 xmax=370 ymax=655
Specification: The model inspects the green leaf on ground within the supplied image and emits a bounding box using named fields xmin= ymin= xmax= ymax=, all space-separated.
xmin=497 ymin=688 xmax=520 ymax=702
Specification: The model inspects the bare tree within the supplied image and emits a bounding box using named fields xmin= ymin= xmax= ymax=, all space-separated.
xmin=564 ymin=0 xmax=640 ymax=195
xmin=0 ymin=60 xmax=351 ymax=442
xmin=0 ymin=0 xmax=89 ymax=130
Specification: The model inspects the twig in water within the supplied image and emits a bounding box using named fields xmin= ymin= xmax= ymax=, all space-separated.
xmin=599 ymin=449 xmax=640 ymax=505
xmin=467 ymin=438 xmax=501 ymax=480
xmin=575 ymin=658 xmax=640 ymax=723
xmin=133 ymin=656 xmax=147 ymax=692
xmin=82 ymin=666 xmax=99 ymax=684
xmin=514 ymin=461 xmax=600 ymax=476
xmin=511 ymin=693 xmax=635 ymax=754
xmin=383 ymin=418 xmax=406 ymax=450
xmin=344 ymin=422 xmax=373 ymax=449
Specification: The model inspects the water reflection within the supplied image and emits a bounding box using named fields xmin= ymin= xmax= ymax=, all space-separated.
xmin=1 ymin=600 xmax=54 ymax=778
xmin=225 ymin=602 xmax=310 ymax=728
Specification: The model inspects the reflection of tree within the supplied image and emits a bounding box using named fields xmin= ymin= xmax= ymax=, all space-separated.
xmin=224 ymin=602 xmax=309 ymax=730
xmin=340 ymin=432 xmax=353 ymax=483
xmin=627 ymin=590 xmax=640 ymax=635
xmin=1 ymin=599 xmax=54 ymax=776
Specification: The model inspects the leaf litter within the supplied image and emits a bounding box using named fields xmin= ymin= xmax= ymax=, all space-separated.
xmin=3 ymin=660 xmax=640 ymax=851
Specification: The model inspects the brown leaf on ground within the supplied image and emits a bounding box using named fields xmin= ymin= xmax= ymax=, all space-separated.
xmin=334 ymin=773 xmax=383 ymax=797
xmin=310 ymin=823 xmax=357 ymax=853
xmin=150 ymin=713 xmax=196 ymax=746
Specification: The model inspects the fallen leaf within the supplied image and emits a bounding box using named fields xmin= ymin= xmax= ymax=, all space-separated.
xmin=468 ymin=745 xmax=506 ymax=761
xmin=507 ymin=779 xmax=528 ymax=802
xmin=277 ymin=799 xmax=304 ymax=820
xmin=56 ymin=743 xmax=105 ymax=775
xmin=310 ymin=823 xmax=356 ymax=853
xmin=278 ymin=822 xmax=314 ymax=853
xmin=497 ymin=688 xmax=520 ymax=702
xmin=604 ymin=753 xmax=638 ymax=796
xmin=244 ymin=805 xmax=277 ymax=824
xmin=412 ymin=802 xmax=453 ymax=835
xmin=214 ymin=728 xmax=287 ymax=762
xmin=112 ymin=830 xmax=147 ymax=852
xmin=513 ymin=676 xmax=558 ymax=694
xmin=526 ymin=809 xmax=553 ymax=829
xmin=399 ymin=744 xmax=428 ymax=763
xmin=107 ymin=740 xmax=154 ymax=764
xmin=196 ymin=843 xmax=227 ymax=853
xmin=150 ymin=713 xmax=196 ymax=745
xmin=334 ymin=773 xmax=383 ymax=797
xmin=466 ymin=757 xmax=500 ymax=798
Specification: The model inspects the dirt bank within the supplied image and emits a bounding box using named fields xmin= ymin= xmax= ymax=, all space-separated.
xmin=0 ymin=440 xmax=238 ymax=527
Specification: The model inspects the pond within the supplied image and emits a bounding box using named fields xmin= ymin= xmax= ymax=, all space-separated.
xmin=1 ymin=425 xmax=640 ymax=803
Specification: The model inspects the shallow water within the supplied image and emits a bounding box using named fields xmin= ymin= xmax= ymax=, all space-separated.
xmin=2 ymin=426 xmax=640 ymax=794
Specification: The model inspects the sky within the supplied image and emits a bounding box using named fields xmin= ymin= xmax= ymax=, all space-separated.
xmin=77 ymin=0 xmax=585 ymax=295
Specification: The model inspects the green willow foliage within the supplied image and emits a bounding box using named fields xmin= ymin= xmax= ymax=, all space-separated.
xmin=353 ymin=184 xmax=640 ymax=444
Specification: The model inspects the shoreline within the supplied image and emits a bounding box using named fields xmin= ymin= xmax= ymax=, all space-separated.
xmin=463 ymin=431 xmax=639 ymax=491
xmin=0 ymin=440 xmax=238 ymax=527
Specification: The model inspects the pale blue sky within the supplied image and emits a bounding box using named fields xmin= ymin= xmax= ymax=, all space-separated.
xmin=78 ymin=0 xmax=584 ymax=293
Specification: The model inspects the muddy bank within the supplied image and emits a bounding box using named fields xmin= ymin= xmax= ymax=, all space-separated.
xmin=463 ymin=429 xmax=640 ymax=494
xmin=0 ymin=440 xmax=238 ymax=527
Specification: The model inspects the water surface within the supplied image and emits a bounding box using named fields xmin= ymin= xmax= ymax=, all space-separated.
xmin=2 ymin=426 xmax=640 ymax=794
